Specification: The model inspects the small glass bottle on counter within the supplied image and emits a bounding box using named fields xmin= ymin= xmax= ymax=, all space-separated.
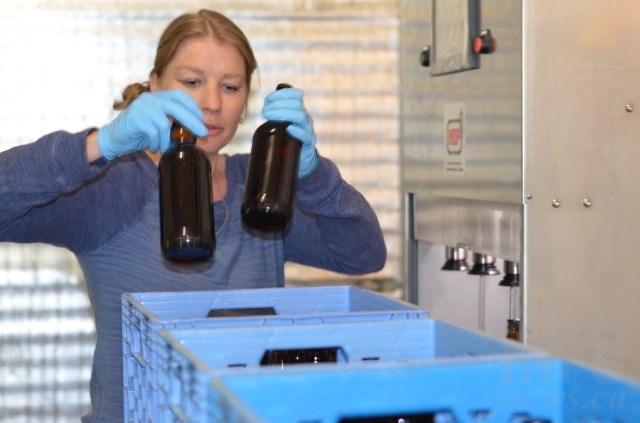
xmin=158 ymin=121 xmax=214 ymax=262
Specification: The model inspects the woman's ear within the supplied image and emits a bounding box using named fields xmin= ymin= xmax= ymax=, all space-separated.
xmin=149 ymin=73 xmax=159 ymax=92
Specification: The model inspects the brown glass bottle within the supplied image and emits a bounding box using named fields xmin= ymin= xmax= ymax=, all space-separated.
xmin=507 ymin=319 xmax=520 ymax=341
xmin=158 ymin=121 xmax=214 ymax=262
xmin=241 ymin=83 xmax=302 ymax=231
xmin=259 ymin=347 xmax=340 ymax=367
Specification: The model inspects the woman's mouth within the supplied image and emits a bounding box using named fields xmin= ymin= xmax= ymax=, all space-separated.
xmin=206 ymin=124 xmax=222 ymax=135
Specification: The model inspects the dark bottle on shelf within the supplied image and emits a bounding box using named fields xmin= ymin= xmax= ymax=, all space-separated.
xmin=158 ymin=121 xmax=214 ymax=262
xmin=241 ymin=83 xmax=302 ymax=231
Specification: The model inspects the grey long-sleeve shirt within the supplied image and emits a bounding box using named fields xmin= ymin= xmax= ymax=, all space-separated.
xmin=0 ymin=129 xmax=386 ymax=422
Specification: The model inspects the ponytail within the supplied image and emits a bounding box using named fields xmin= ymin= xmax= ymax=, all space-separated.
xmin=113 ymin=82 xmax=150 ymax=111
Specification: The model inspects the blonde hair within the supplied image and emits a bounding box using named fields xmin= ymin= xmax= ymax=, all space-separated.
xmin=114 ymin=10 xmax=258 ymax=110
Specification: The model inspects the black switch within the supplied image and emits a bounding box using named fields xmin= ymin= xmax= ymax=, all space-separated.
xmin=420 ymin=46 xmax=430 ymax=67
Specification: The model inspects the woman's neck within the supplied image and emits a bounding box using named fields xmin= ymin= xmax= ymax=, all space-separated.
xmin=146 ymin=150 xmax=161 ymax=165
xmin=209 ymin=154 xmax=227 ymax=202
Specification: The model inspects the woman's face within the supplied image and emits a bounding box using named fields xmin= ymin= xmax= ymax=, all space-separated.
xmin=150 ymin=35 xmax=248 ymax=156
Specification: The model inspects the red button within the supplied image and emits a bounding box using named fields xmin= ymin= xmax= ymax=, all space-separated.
xmin=474 ymin=30 xmax=496 ymax=54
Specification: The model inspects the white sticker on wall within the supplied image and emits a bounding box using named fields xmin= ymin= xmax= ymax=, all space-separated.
xmin=444 ymin=102 xmax=466 ymax=175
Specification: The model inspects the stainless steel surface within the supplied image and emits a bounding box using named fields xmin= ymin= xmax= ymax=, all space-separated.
xmin=401 ymin=0 xmax=640 ymax=379
xmin=402 ymin=0 xmax=523 ymax=261
xmin=521 ymin=0 xmax=640 ymax=378
xmin=413 ymin=193 xmax=522 ymax=262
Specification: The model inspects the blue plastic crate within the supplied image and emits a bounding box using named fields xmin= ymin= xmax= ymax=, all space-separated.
xmin=121 ymin=285 xmax=426 ymax=422
xmin=212 ymin=357 xmax=640 ymax=423
xmin=151 ymin=318 xmax=538 ymax=422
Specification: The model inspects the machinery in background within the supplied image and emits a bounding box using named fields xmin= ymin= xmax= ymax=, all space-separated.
xmin=401 ymin=0 xmax=640 ymax=379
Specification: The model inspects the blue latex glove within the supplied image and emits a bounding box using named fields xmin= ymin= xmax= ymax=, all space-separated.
xmin=262 ymin=87 xmax=318 ymax=177
xmin=97 ymin=90 xmax=207 ymax=160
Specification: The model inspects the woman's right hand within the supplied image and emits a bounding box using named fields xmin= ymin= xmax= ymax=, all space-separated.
xmin=97 ymin=90 xmax=207 ymax=160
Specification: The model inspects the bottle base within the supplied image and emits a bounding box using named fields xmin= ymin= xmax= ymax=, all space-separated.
xmin=242 ymin=209 xmax=288 ymax=231
xmin=164 ymin=246 xmax=213 ymax=263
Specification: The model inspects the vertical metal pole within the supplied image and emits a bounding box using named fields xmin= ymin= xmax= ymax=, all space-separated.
xmin=404 ymin=192 xmax=419 ymax=304
xmin=478 ymin=276 xmax=486 ymax=332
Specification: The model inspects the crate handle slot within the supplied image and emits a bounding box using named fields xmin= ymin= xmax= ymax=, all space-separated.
xmin=207 ymin=306 xmax=277 ymax=317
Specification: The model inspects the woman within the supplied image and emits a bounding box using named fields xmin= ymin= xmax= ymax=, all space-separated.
xmin=0 ymin=9 xmax=386 ymax=422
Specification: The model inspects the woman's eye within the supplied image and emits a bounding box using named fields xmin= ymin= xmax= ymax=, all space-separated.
xmin=182 ymin=79 xmax=201 ymax=88
xmin=223 ymin=84 xmax=240 ymax=93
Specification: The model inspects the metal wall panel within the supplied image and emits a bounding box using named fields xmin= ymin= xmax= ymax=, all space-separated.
xmin=522 ymin=0 xmax=640 ymax=379
xmin=401 ymin=0 xmax=522 ymax=260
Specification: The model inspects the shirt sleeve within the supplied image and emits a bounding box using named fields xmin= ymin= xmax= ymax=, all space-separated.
xmin=0 ymin=129 xmax=110 ymax=249
xmin=283 ymin=155 xmax=387 ymax=275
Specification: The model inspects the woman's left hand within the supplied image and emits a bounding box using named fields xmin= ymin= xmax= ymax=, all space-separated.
xmin=262 ymin=87 xmax=318 ymax=177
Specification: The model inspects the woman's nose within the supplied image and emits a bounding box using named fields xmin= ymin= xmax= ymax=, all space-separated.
xmin=201 ymin=86 xmax=221 ymax=112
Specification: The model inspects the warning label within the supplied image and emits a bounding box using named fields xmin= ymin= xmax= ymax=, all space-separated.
xmin=443 ymin=103 xmax=466 ymax=175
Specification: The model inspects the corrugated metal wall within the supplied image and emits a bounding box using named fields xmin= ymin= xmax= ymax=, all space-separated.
xmin=0 ymin=1 xmax=400 ymax=420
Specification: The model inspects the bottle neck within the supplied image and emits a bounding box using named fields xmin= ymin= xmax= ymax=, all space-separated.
xmin=170 ymin=139 xmax=197 ymax=146
xmin=171 ymin=124 xmax=196 ymax=142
